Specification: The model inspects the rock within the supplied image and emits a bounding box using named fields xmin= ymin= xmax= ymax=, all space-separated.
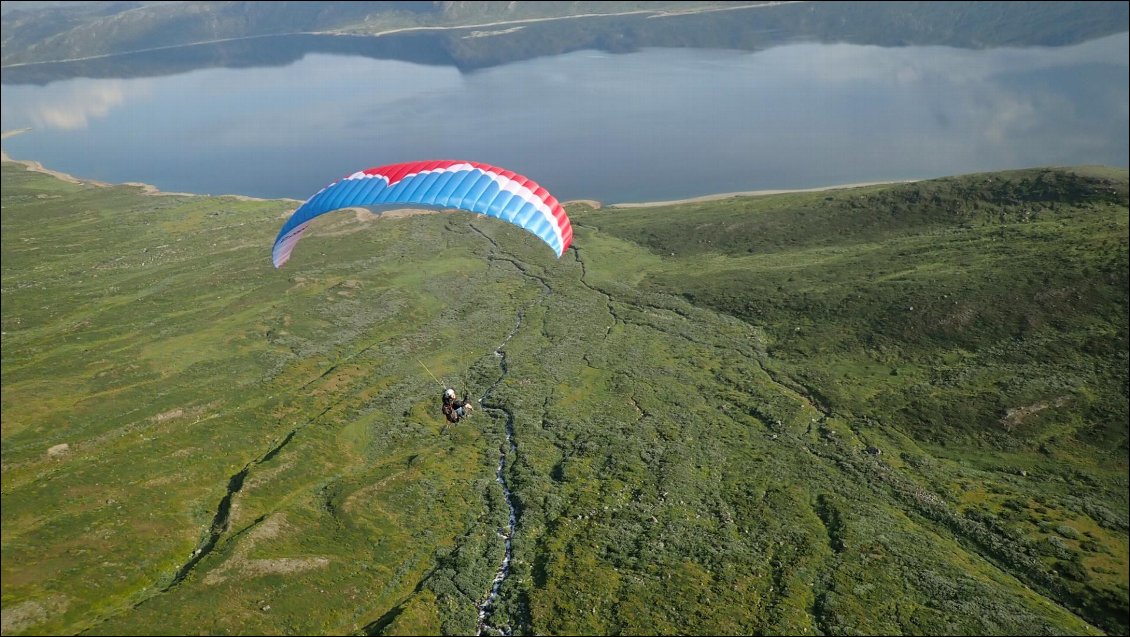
xmin=47 ymin=443 xmax=70 ymax=457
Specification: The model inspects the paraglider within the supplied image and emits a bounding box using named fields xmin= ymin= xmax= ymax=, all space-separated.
xmin=442 ymin=388 xmax=474 ymax=424
xmin=272 ymin=160 xmax=573 ymax=267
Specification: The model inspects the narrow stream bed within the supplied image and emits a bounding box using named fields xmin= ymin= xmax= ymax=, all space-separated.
xmin=475 ymin=307 xmax=524 ymax=636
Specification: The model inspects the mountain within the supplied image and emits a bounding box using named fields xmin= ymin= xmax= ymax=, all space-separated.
xmin=0 ymin=1 xmax=740 ymax=66
xmin=2 ymin=159 xmax=1125 ymax=635
xmin=2 ymin=1 xmax=1127 ymax=71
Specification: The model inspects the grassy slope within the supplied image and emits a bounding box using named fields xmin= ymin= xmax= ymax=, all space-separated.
xmin=576 ymin=166 xmax=1129 ymax=633
xmin=1 ymin=162 xmax=1125 ymax=635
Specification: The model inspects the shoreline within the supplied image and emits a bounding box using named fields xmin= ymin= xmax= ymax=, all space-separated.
xmin=5 ymin=129 xmax=915 ymax=208
xmin=0 ymin=2 xmax=801 ymax=69
xmin=609 ymin=180 xmax=918 ymax=208
xmin=1 ymin=129 xmax=300 ymax=203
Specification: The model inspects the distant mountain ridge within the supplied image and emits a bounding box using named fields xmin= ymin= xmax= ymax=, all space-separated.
xmin=3 ymin=1 xmax=1127 ymax=68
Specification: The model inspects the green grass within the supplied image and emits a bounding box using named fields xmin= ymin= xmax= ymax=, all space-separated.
xmin=2 ymin=161 xmax=1126 ymax=635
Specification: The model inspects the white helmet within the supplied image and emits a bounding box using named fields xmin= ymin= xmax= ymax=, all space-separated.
xmin=444 ymin=388 xmax=456 ymax=398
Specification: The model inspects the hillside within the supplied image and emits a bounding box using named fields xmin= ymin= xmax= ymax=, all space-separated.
xmin=1 ymin=161 xmax=1126 ymax=635
xmin=2 ymin=1 xmax=1127 ymax=69
xmin=0 ymin=1 xmax=757 ymax=66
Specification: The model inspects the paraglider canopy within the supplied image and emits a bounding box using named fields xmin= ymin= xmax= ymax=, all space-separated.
xmin=272 ymin=160 xmax=573 ymax=267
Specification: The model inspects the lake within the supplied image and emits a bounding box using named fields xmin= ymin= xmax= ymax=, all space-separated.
xmin=2 ymin=31 xmax=1126 ymax=204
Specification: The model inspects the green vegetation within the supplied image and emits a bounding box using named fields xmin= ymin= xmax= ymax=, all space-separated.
xmin=2 ymin=161 xmax=1126 ymax=635
xmin=2 ymin=1 xmax=1126 ymax=69
xmin=0 ymin=2 xmax=766 ymax=67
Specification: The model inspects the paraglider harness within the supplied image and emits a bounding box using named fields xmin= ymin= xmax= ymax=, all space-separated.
xmin=442 ymin=390 xmax=474 ymax=424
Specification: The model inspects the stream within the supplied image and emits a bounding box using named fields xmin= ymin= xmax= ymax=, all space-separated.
xmin=475 ymin=306 xmax=524 ymax=636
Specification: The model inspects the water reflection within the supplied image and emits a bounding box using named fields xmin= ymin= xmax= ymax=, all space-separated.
xmin=3 ymin=81 xmax=138 ymax=130
xmin=3 ymin=2 xmax=1126 ymax=85
xmin=1 ymin=33 xmax=1126 ymax=203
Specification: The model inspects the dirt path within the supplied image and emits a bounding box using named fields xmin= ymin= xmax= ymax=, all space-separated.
xmin=0 ymin=2 xmax=806 ymax=68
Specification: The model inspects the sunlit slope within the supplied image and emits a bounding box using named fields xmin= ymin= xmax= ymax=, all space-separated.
xmin=2 ymin=161 xmax=1124 ymax=636
xmin=574 ymin=166 xmax=1129 ymax=634
xmin=0 ymin=163 xmax=529 ymax=635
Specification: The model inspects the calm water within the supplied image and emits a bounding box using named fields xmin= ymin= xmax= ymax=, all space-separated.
xmin=2 ymin=33 xmax=1127 ymax=204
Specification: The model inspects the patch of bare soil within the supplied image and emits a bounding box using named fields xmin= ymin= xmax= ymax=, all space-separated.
xmin=203 ymin=513 xmax=329 ymax=585
xmin=1000 ymin=396 xmax=1070 ymax=431
xmin=1 ymin=595 xmax=69 ymax=634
